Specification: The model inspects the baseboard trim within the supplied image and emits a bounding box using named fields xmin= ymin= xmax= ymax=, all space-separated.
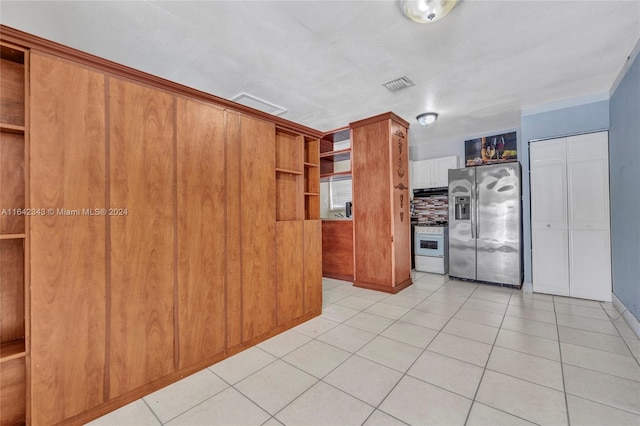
xmin=612 ymin=293 xmax=640 ymax=339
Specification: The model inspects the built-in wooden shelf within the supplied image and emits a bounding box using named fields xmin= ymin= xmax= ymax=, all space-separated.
xmin=320 ymin=148 xmax=351 ymax=162
xmin=0 ymin=234 xmax=25 ymax=240
xmin=0 ymin=123 xmax=25 ymax=134
xmin=275 ymin=167 xmax=303 ymax=175
xmin=304 ymin=162 xmax=318 ymax=168
xmin=304 ymin=192 xmax=319 ymax=196
xmin=320 ymin=171 xmax=352 ymax=182
xmin=0 ymin=339 xmax=26 ymax=363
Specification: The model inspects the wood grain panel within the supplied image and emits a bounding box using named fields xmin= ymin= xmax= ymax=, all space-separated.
xmin=303 ymin=220 xmax=322 ymax=314
xmin=276 ymin=221 xmax=303 ymax=325
xmin=109 ymin=77 xmax=175 ymax=397
xmin=276 ymin=172 xmax=302 ymax=221
xmin=390 ymin=121 xmax=411 ymax=286
xmin=29 ymin=52 xmax=106 ymax=424
xmin=176 ymin=98 xmax=226 ymax=368
xmin=240 ymin=115 xmax=276 ymax=340
xmin=321 ymin=220 xmax=354 ymax=281
xmin=0 ymin=132 xmax=25 ymax=234
xmin=275 ymin=130 xmax=302 ymax=172
xmin=0 ymin=58 xmax=24 ymax=126
xmin=352 ymin=120 xmax=392 ymax=286
xmin=0 ymin=357 xmax=25 ymax=426
xmin=225 ymin=111 xmax=242 ymax=349
xmin=0 ymin=239 xmax=23 ymax=343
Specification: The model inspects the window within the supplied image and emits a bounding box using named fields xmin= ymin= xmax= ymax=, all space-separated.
xmin=329 ymin=179 xmax=352 ymax=211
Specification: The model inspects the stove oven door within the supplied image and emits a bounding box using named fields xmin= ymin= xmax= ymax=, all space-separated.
xmin=414 ymin=233 xmax=444 ymax=257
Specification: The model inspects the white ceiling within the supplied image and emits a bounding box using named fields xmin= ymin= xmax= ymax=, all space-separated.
xmin=1 ymin=1 xmax=639 ymax=148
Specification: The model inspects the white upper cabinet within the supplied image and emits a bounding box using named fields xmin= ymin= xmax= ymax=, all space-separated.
xmin=412 ymin=155 xmax=458 ymax=189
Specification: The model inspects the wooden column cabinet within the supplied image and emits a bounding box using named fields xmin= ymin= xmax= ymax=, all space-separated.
xmin=351 ymin=112 xmax=412 ymax=293
xmin=0 ymin=26 xmax=323 ymax=425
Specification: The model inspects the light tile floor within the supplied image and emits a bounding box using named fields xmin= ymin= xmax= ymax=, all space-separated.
xmin=88 ymin=272 xmax=640 ymax=426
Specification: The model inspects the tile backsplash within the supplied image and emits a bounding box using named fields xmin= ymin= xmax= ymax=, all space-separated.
xmin=413 ymin=195 xmax=448 ymax=224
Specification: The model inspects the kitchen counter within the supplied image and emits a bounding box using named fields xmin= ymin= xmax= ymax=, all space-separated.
xmin=321 ymin=217 xmax=353 ymax=221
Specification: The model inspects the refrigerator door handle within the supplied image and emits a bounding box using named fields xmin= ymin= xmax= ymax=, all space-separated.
xmin=470 ymin=182 xmax=476 ymax=239
xmin=475 ymin=184 xmax=480 ymax=239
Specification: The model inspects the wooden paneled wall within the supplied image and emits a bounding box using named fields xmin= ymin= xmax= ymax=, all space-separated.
xmin=27 ymin=51 xmax=319 ymax=426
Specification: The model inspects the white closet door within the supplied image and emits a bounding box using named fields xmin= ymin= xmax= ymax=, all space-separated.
xmin=567 ymin=132 xmax=610 ymax=227
xmin=567 ymin=132 xmax=611 ymax=301
xmin=569 ymin=229 xmax=612 ymax=302
xmin=530 ymin=131 xmax=611 ymax=302
xmin=532 ymin=227 xmax=570 ymax=296
xmin=530 ymin=139 xmax=570 ymax=295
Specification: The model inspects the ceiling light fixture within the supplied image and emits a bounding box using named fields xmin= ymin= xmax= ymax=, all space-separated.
xmin=417 ymin=112 xmax=438 ymax=126
xmin=401 ymin=0 xmax=459 ymax=23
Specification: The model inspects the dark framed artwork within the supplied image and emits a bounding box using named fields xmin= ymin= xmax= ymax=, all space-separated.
xmin=465 ymin=131 xmax=517 ymax=166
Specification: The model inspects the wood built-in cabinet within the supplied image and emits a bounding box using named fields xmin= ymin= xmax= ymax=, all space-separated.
xmin=351 ymin=113 xmax=412 ymax=293
xmin=1 ymin=26 xmax=322 ymax=426
xmin=0 ymin=41 xmax=28 ymax=426
xmin=530 ymin=131 xmax=612 ymax=302
xmin=275 ymin=128 xmax=322 ymax=325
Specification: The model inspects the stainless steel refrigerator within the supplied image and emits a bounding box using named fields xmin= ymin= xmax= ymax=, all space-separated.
xmin=448 ymin=163 xmax=522 ymax=287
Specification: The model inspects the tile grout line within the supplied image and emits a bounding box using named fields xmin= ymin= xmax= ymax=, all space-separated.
xmin=461 ymin=284 xmax=512 ymax=426
xmin=554 ymin=300 xmax=573 ymax=426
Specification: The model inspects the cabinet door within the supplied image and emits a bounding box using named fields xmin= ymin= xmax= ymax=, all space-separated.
xmin=30 ymin=53 xmax=107 ymax=424
xmin=239 ymin=115 xmax=276 ymax=340
xmin=176 ymin=98 xmax=226 ymax=369
xmin=109 ymin=77 xmax=176 ymax=397
xmin=303 ymin=220 xmax=322 ymax=314
xmin=276 ymin=221 xmax=304 ymax=325
xmin=569 ymin=229 xmax=612 ymax=301
xmin=412 ymin=160 xmax=430 ymax=189
xmin=433 ymin=156 xmax=458 ymax=187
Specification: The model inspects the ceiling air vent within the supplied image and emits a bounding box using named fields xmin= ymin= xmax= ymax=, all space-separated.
xmin=382 ymin=76 xmax=415 ymax=93
xmin=230 ymin=92 xmax=287 ymax=116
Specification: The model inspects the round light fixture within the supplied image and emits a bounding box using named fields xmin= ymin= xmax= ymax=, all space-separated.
xmin=401 ymin=0 xmax=459 ymax=23
xmin=417 ymin=112 xmax=438 ymax=126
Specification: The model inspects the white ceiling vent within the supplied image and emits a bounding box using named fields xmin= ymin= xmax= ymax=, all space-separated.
xmin=230 ymin=92 xmax=287 ymax=116
xmin=382 ymin=76 xmax=415 ymax=93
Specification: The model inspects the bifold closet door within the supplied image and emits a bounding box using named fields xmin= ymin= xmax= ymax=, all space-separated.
xmin=30 ymin=53 xmax=107 ymax=425
xmin=566 ymin=132 xmax=611 ymax=302
xmin=531 ymin=132 xmax=611 ymax=301
xmin=530 ymin=139 xmax=570 ymax=296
